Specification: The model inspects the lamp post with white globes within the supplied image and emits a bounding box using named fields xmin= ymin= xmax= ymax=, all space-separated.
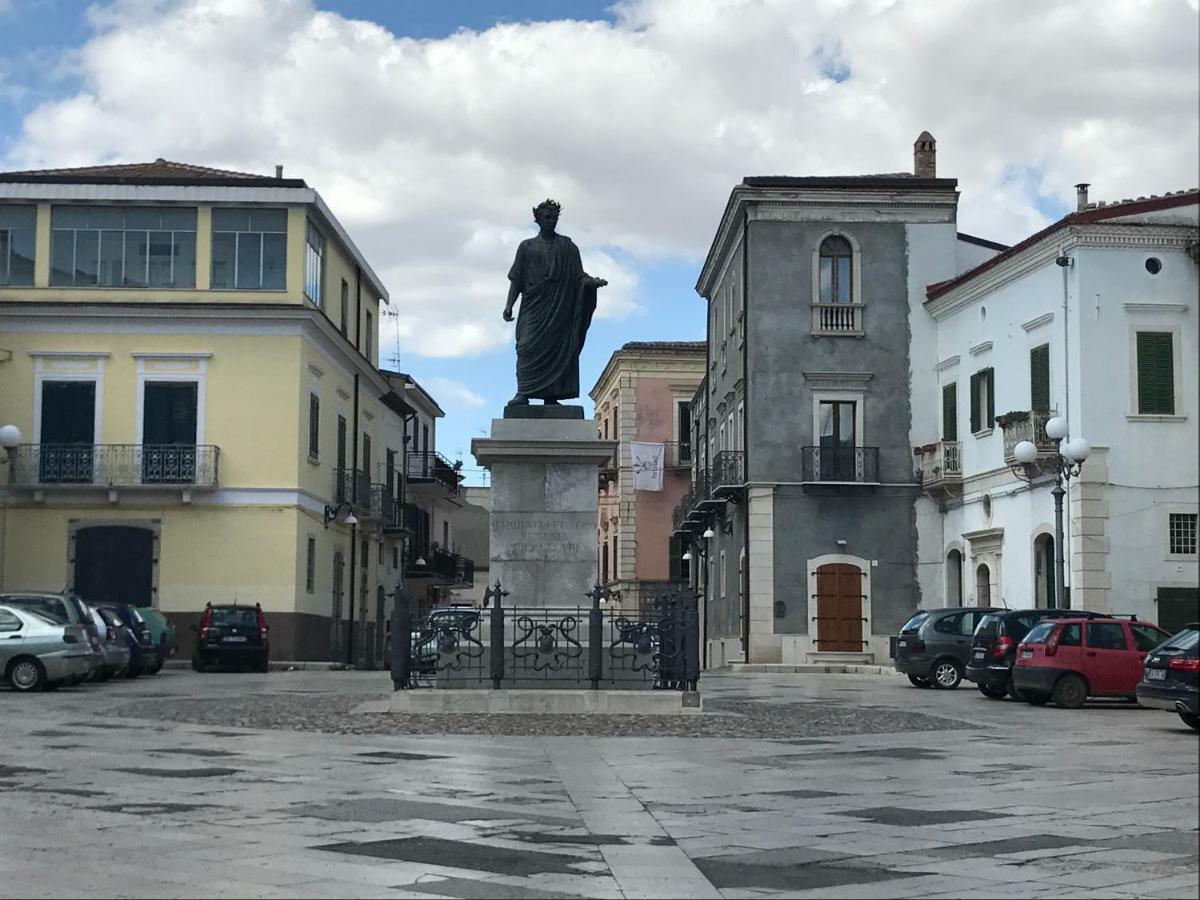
xmin=1010 ymin=415 xmax=1090 ymax=610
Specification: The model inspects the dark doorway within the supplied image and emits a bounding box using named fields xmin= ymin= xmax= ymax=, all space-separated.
xmin=814 ymin=563 xmax=864 ymax=652
xmin=142 ymin=382 xmax=197 ymax=483
xmin=1157 ymin=588 xmax=1199 ymax=634
xmin=74 ymin=526 xmax=154 ymax=607
xmin=818 ymin=401 xmax=856 ymax=480
xmin=1034 ymin=534 xmax=1055 ymax=608
xmin=40 ymin=380 xmax=95 ymax=483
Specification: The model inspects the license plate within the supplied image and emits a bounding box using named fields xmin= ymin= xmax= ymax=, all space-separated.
xmin=1020 ymin=649 xmax=1033 ymax=659
xmin=224 ymin=636 xmax=247 ymax=643
xmin=898 ymin=639 xmax=908 ymax=647
xmin=1145 ymin=668 xmax=1166 ymax=681
xmin=973 ymin=648 xmax=986 ymax=658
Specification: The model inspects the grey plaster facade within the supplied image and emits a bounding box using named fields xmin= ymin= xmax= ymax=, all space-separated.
xmin=684 ymin=155 xmax=962 ymax=665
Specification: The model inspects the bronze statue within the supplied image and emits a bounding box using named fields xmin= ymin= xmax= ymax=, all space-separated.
xmin=503 ymin=200 xmax=606 ymax=406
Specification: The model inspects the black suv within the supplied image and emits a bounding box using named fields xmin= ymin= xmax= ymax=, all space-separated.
xmin=967 ymin=608 xmax=1105 ymax=699
xmin=893 ymin=607 xmax=1003 ymax=689
xmin=192 ymin=603 xmax=269 ymax=672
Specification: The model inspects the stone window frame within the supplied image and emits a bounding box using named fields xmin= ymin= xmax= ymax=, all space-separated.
xmin=810 ymin=229 xmax=863 ymax=306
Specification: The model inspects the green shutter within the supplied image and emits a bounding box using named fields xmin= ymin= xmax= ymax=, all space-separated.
xmin=969 ymin=372 xmax=981 ymax=434
xmin=1137 ymin=332 xmax=1175 ymax=414
xmin=985 ymin=368 xmax=995 ymax=429
xmin=1030 ymin=345 xmax=1050 ymax=412
xmin=942 ymin=383 xmax=958 ymax=442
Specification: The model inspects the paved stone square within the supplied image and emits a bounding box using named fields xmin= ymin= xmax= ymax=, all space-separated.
xmin=2 ymin=669 xmax=1197 ymax=899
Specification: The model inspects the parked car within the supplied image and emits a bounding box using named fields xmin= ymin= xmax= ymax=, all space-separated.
xmin=412 ymin=607 xmax=482 ymax=674
xmin=1013 ymin=617 xmax=1171 ymax=708
xmin=136 ymin=607 xmax=177 ymax=674
xmin=893 ymin=607 xmax=1003 ymax=689
xmin=95 ymin=604 xmax=157 ymax=678
xmin=0 ymin=605 xmax=95 ymax=692
xmin=0 ymin=591 xmax=103 ymax=683
xmin=966 ymin=608 xmax=1105 ymax=699
xmin=192 ymin=603 xmax=269 ymax=672
xmin=1136 ymin=623 xmax=1200 ymax=731
xmin=88 ymin=607 xmax=131 ymax=681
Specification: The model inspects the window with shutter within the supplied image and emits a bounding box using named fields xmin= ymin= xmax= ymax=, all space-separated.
xmin=308 ymin=394 xmax=320 ymax=460
xmin=942 ymin=383 xmax=958 ymax=442
xmin=1136 ymin=332 xmax=1175 ymax=414
xmin=1030 ymin=345 xmax=1050 ymax=412
xmin=984 ymin=368 xmax=995 ymax=429
xmin=969 ymin=372 xmax=981 ymax=434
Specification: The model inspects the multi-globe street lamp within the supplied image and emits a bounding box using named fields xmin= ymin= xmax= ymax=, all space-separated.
xmin=1010 ymin=415 xmax=1090 ymax=610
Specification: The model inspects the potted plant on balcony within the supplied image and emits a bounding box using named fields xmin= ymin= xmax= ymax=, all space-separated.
xmin=995 ymin=411 xmax=1030 ymax=429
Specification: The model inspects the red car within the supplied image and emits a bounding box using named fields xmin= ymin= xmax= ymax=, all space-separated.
xmin=1012 ymin=617 xmax=1171 ymax=709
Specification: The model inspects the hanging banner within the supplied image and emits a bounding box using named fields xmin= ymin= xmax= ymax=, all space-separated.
xmin=631 ymin=442 xmax=665 ymax=491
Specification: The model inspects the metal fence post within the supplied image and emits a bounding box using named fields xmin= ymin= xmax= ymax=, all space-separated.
xmin=486 ymin=579 xmax=507 ymax=688
xmin=684 ymin=591 xmax=701 ymax=691
xmin=588 ymin=583 xmax=604 ymax=690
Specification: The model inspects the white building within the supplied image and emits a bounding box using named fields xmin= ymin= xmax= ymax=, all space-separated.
xmin=916 ymin=188 xmax=1199 ymax=632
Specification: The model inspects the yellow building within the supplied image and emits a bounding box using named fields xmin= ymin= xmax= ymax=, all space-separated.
xmin=0 ymin=160 xmax=411 ymax=664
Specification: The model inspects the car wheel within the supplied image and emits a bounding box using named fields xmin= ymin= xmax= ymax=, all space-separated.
xmin=191 ymin=658 xmax=206 ymax=673
xmin=1005 ymin=674 xmax=1024 ymax=701
xmin=907 ymin=674 xmax=932 ymax=688
xmin=8 ymin=657 xmax=47 ymax=693
xmin=1052 ymin=673 xmax=1088 ymax=709
xmin=1025 ymin=692 xmax=1050 ymax=706
xmin=978 ymin=683 xmax=1007 ymax=699
xmin=255 ymin=658 xmax=270 ymax=674
xmin=124 ymin=665 xmax=141 ymax=679
xmin=1180 ymin=712 xmax=1200 ymax=732
xmin=931 ymin=659 xmax=962 ymax=690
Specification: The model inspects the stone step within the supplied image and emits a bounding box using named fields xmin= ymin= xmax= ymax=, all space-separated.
xmin=727 ymin=662 xmax=899 ymax=676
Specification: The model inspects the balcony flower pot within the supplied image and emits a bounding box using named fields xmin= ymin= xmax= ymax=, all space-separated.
xmin=995 ymin=411 xmax=1030 ymax=428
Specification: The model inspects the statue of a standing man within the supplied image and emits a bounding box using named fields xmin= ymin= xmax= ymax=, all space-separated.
xmin=503 ymin=200 xmax=607 ymax=407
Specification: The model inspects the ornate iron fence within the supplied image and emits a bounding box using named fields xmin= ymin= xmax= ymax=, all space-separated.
xmin=6 ymin=444 xmax=220 ymax=488
xmin=391 ymin=584 xmax=700 ymax=691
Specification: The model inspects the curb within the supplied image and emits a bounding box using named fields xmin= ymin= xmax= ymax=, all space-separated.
xmin=727 ymin=663 xmax=903 ymax=676
xmin=163 ymin=659 xmax=357 ymax=672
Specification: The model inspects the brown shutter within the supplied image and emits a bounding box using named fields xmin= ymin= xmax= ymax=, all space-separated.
xmin=942 ymin=383 xmax=958 ymax=442
xmin=985 ymin=368 xmax=995 ymax=429
xmin=1030 ymin=345 xmax=1050 ymax=412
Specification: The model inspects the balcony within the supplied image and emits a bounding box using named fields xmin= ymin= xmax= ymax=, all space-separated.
xmin=406 ymin=450 xmax=462 ymax=496
xmin=407 ymin=546 xmax=474 ymax=587
xmin=800 ymin=446 xmax=879 ymax=484
xmin=334 ymin=467 xmax=371 ymax=508
xmin=6 ymin=444 xmax=220 ymax=490
xmin=664 ymin=441 xmax=693 ymax=469
xmin=1000 ymin=410 xmax=1058 ymax=464
xmin=811 ymin=302 xmax=864 ymax=336
xmin=711 ymin=450 xmax=744 ymax=499
xmin=914 ymin=440 xmax=962 ymax=489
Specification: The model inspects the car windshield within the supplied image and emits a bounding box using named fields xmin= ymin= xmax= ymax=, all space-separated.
xmin=1159 ymin=628 xmax=1199 ymax=653
xmin=974 ymin=614 xmax=1000 ymax=640
xmin=900 ymin=612 xmax=929 ymax=633
xmin=27 ymin=609 xmax=65 ymax=626
xmin=1023 ymin=622 xmax=1055 ymax=644
xmin=210 ymin=607 xmax=258 ymax=626
xmin=4 ymin=596 xmax=68 ymax=621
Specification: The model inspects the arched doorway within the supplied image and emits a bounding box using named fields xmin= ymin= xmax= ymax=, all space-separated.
xmin=1034 ymin=534 xmax=1055 ymax=608
xmin=331 ymin=551 xmax=344 ymax=661
xmin=976 ymin=563 xmax=992 ymax=607
xmin=946 ymin=549 xmax=963 ymax=607
xmin=73 ymin=526 xmax=154 ymax=607
xmin=814 ymin=563 xmax=864 ymax=652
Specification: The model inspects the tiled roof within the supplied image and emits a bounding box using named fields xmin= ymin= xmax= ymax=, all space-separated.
xmin=0 ymin=158 xmax=304 ymax=187
xmin=927 ymin=189 xmax=1200 ymax=301
xmin=620 ymin=341 xmax=706 ymax=352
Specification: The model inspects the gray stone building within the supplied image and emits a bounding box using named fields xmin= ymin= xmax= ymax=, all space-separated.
xmin=678 ymin=133 xmax=1001 ymax=666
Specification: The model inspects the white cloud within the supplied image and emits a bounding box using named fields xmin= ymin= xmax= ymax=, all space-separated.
xmin=423 ymin=377 xmax=487 ymax=409
xmin=5 ymin=0 xmax=1197 ymax=356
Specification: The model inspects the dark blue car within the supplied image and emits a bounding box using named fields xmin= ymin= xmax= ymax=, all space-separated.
xmin=96 ymin=604 xmax=157 ymax=678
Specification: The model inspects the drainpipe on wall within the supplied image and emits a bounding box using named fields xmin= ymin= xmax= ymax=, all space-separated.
xmin=347 ymin=372 xmax=360 ymax=665
xmin=742 ymin=206 xmax=751 ymax=666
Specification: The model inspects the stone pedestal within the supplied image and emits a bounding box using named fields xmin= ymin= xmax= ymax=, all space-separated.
xmin=472 ymin=416 xmax=615 ymax=607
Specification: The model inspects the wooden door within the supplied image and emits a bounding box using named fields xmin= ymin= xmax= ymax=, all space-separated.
xmin=815 ymin=563 xmax=863 ymax=652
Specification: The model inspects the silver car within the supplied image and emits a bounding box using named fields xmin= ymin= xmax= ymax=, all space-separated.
xmin=0 ymin=605 xmax=95 ymax=692
xmin=88 ymin=607 xmax=131 ymax=681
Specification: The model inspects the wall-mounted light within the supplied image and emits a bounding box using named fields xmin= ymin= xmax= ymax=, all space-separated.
xmin=836 ymin=539 xmax=848 ymax=547
xmin=702 ymin=527 xmax=716 ymax=539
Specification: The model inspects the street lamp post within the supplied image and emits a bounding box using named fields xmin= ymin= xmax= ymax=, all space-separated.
xmin=1010 ymin=415 xmax=1090 ymax=609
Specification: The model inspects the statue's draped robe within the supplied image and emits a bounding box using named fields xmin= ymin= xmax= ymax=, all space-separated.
xmin=508 ymin=233 xmax=598 ymax=401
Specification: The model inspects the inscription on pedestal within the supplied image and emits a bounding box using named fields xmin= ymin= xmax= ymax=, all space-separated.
xmin=492 ymin=513 xmax=593 ymax=563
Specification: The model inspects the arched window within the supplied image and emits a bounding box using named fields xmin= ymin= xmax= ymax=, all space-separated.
xmin=946 ymin=549 xmax=963 ymax=607
xmin=975 ymin=563 xmax=991 ymax=606
xmin=819 ymin=235 xmax=853 ymax=303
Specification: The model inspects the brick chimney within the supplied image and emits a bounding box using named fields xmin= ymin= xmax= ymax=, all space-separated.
xmin=1075 ymin=183 xmax=1090 ymax=211
xmin=914 ymin=131 xmax=936 ymax=178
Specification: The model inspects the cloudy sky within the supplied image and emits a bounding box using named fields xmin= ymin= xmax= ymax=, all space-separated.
xmin=2 ymin=0 xmax=1197 ymax=480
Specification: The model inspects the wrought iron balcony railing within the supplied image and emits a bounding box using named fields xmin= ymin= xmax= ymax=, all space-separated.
xmin=711 ymin=450 xmax=744 ymax=493
xmin=800 ymin=446 xmax=879 ymax=484
xmin=6 ymin=444 xmax=220 ymax=488
xmin=664 ymin=441 xmax=693 ymax=468
xmin=811 ymin=302 xmax=864 ymax=336
xmin=406 ymin=450 xmax=462 ymax=496
xmin=914 ymin=440 xmax=962 ymax=486
xmin=1000 ymin=410 xmax=1058 ymax=463
xmin=407 ymin=546 xmax=474 ymax=586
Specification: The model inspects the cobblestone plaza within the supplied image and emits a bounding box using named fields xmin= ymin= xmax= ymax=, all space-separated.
xmin=2 ymin=669 xmax=1197 ymax=899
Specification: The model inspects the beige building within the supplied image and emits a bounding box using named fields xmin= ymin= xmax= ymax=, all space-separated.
xmin=590 ymin=341 xmax=706 ymax=612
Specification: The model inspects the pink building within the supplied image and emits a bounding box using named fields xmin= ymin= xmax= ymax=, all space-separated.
xmin=590 ymin=342 xmax=706 ymax=612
